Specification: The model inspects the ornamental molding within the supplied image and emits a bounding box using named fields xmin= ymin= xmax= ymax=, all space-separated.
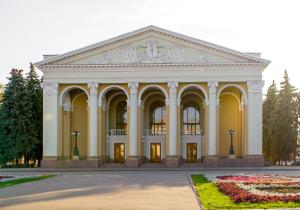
xmin=87 ymin=82 xmax=98 ymax=95
xmin=42 ymin=82 xmax=58 ymax=94
xmin=247 ymin=80 xmax=264 ymax=92
xmin=167 ymin=81 xmax=179 ymax=89
xmin=34 ymin=26 xmax=270 ymax=68
xmin=39 ymin=62 xmax=267 ymax=71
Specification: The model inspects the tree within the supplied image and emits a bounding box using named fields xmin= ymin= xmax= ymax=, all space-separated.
xmin=0 ymin=69 xmax=27 ymax=165
xmin=263 ymin=80 xmax=278 ymax=162
xmin=22 ymin=63 xmax=43 ymax=166
xmin=0 ymin=83 xmax=4 ymax=103
xmin=275 ymin=70 xmax=298 ymax=164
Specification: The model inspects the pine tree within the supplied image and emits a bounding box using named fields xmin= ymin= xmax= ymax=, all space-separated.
xmin=0 ymin=83 xmax=4 ymax=103
xmin=0 ymin=69 xmax=27 ymax=165
xmin=276 ymin=70 xmax=298 ymax=164
xmin=263 ymin=80 xmax=278 ymax=162
xmin=23 ymin=63 xmax=43 ymax=166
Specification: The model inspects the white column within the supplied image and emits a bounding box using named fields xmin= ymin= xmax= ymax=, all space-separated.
xmin=208 ymin=81 xmax=218 ymax=156
xmin=128 ymin=82 xmax=139 ymax=156
xmin=43 ymin=82 xmax=59 ymax=158
xmin=88 ymin=82 xmax=98 ymax=158
xmin=247 ymin=80 xmax=263 ymax=155
xmin=168 ymin=81 xmax=178 ymax=156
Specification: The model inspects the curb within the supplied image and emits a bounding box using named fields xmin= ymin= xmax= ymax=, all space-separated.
xmin=188 ymin=175 xmax=204 ymax=210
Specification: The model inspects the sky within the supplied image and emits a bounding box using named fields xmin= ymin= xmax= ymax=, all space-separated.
xmin=0 ymin=0 xmax=299 ymax=93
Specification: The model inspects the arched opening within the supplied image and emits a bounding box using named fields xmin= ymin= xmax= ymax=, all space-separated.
xmin=60 ymin=87 xmax=89 ymax=160
xmin=149 ymin=101 xmax=166 ymax=135
xmin=99 ymin=86 xmax=129 ymax=163
xmin=218 ymin=85 xmax=246 ymax=158
xmin=140 ymin=86 xmax=168 ymax=163
xmin=179 ymin=85 xmax=207 ymax=163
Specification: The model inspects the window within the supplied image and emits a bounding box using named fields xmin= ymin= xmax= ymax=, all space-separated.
xmin=183 ymin=102 xmax=200 ymax=135
xmin=116 ymin=101 xmax=127 ymax=130
xmin=149 ymin=101 xmax=166 ymax=135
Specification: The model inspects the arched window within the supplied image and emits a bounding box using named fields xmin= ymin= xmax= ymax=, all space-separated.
xmin=149 ymin=101 xmax=166 ymax=135
xmin=183 ymin=102 xmax=200 ymax=135
xmin=116 ymin=101 xmax=127 ymax=130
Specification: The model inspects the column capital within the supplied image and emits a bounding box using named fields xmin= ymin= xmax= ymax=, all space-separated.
xmin=247 ymin=80 xmax=264 ymax=93
xmin=88 ymin=82 xmax=98 ymax=95
xmin=43 ymin=82 xmax=58 ymax=94
xmin=167 ymin=81 xmax=179 ymax=89
xmin=208 ymin=81 xmax=218 ymax=88
xmin=128 ymin=82 xmax=139 ymax=90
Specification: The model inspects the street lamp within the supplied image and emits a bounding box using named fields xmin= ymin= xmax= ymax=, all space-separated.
xmin=227 ymin=129 xmax=236 ymax=159
xmin=71 ymin=131 xmax=80 ymax=160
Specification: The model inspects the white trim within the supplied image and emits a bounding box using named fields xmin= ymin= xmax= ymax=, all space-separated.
xmin=106 ymin=91 xmax=126 ymax=109
xmin=217 ymin=84 xmax=247 ymax=100
xmin=138 ymin=84 xmax=169 ymax=106
xmin=34 ymin=25 xmax=270 ymax=67
xmin=98 ymin=85 xmax=129 ymax=105
xmin=219 ymin=92 xmax=241 ymax=105
xmin=178 ymin=84 xmax=208 ymax=101
xmin=59 ymin=85 xmax=89 ymax=106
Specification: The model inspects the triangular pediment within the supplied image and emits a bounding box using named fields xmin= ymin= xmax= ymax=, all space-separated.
xmin=35 ymin=26 xmax=270 ymax=67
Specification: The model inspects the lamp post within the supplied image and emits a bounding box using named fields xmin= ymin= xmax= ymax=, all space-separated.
xmin=71 ymin=131 xmax=80 ymax=160
xmin=227 ymin=129 xmax=236 ymax=159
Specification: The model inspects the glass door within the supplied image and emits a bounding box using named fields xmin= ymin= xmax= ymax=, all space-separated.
xmin=114 ymin=143 xmax=125 ymax=163
xmin=186 ymin=143 xmax=197 ymax=162
xmin=150 ymin=143 xmax=161 ymax=163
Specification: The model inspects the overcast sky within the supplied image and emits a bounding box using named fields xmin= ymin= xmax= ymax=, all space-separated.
xmin=1 ymin=0 xmax=299 ymax=93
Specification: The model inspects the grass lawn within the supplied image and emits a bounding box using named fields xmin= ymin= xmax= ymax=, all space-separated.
xmin=191 ymin=175 xmax=300 ymax=210
xmin=0 ymin=175 xmax=55 ymax=188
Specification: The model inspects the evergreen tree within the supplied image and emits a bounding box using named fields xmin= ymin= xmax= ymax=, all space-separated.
xmin=0 ymin=69 xmax=27 ymax=165
xmin=23 ymin=63 xmax=43 ymax=166
xmin=263 ymin=80 xmax=278 ymax=162
xmin=275 ymin=70 xmax=298 ymax=164
xmin=0 ymin=83 xmax=4 ymax=103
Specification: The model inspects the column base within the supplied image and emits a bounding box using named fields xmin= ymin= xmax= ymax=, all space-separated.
xmin=125 ymin=156 xmax=140 ymax=168
xmin=204 ymin=156 xmax=218 ymax=167
xmin=41 ymin=159 xmax=102 ymax=168
xmin=166 ymin=156 xmax=180 ymax=168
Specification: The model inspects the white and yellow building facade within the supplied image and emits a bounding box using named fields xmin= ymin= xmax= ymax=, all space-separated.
xmin=35 ymin=26 xmax=270 ymax=167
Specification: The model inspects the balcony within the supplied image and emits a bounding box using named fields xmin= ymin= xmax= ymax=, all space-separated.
xmin=144 ymin=129 xmax=166 ymax=136
xmin=108 ymin=129 xmax=127 ymax=136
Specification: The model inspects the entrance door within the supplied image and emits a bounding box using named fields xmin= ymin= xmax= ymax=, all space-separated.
xmin=150 ymin=143 xmax=161 ymax=163
xmin=186 ymin=143 xmax=197 ymax=162
xmin=114 ymin=143 xmax=125 ymax=163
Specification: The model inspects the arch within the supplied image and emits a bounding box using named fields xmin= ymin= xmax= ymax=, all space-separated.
xmin=138 ymin=85 xmax=169 ymax=104
xmin=178 ymin=84 xmax=208 ymax=100
xmin=59 ymin=85 xmax=89 ymax=106
xmin=181 ymin=90 xmax=205 ymax=102
xmin=217 ymin=84 xmax=247 ymax=101
xmin=99 ymin=85 xmax=129 ymax=105
xmin=219 ymin=92 xmax=241 ymax=105
xmin=141 ymin=90 xmax=165 ymax=107
xmin=107 ymin=91 xmax=127 ymax=109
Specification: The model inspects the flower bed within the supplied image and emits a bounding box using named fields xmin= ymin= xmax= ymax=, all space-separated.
xmin=215 ymin=175 xmax=300 ymax=203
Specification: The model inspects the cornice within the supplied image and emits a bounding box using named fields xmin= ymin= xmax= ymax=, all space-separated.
xmin=34 ymin=26 xmax=270 ymax=67
xmin=40 ymin=62 xmax=267 ymax=71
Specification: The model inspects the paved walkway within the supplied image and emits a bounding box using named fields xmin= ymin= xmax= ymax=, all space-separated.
xmin=1 ymin=169 xmax=300 ymax=210
xmin=0 ymin=171 xmax=200 ymax=210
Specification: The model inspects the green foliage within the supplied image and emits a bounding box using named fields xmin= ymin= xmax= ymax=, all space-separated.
xmin=0 ymin=69 xmax=27 ymax=165
xmin=191 ymin=175 xmax=300 ymax=210
xmin=23 ymin=63 xmax=43 ymax=165
xmin=0 ymin=83 xmax=4 ymax=103
xmin=0 ymin=64 xmax=43 ymax=167
xmin=0 ymin=175 xmax=55 ymax=188
xmin=263 ymin=80 xmax=278 ymax=161
xmin=263 ymin=70 xmax=299 ymax=164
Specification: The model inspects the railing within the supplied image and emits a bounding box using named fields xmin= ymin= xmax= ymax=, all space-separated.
xmin=181 ymin=129 xmax=202 ymax=136
xmin=144 ymin=129 xmax=166 ymax=136
xmin=109 ymin=129 xmax=127 ymax=136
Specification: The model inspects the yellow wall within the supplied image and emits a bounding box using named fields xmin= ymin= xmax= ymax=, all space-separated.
xmin=218 ymin=94 xmax=241 ymax=157
xmin=71 ymin=93 xmax=88 ymax=159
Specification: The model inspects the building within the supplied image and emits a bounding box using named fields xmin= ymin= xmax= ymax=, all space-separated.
xmin=35 ymin=26 xmax=270 ymax=168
